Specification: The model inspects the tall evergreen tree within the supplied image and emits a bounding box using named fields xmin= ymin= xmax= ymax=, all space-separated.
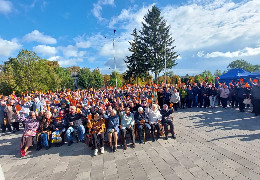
xmin=140 ymin=5 xmax=178 ymax=83
xmin=125 ymin=28 xmax=148 ymax=84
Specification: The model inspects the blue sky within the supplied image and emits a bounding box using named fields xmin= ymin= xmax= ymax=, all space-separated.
xmin=0 ymin=0 xmax=259 ymax=76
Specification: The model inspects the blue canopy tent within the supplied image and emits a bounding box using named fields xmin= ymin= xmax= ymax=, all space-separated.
xmin=216 ymin=68 xmax=260 ymax=87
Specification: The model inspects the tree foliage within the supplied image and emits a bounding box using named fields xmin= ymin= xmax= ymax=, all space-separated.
xmin=227 ymin=59 xmax=260 ymax=72
xmin=0 ymin=50 xmax=74 ymax=95
xmin=139 ymin=5 xmax=178 ymax=82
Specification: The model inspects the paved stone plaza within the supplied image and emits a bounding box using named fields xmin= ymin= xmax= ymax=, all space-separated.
xmin=0 ymin=107 xmax=260 ymax=180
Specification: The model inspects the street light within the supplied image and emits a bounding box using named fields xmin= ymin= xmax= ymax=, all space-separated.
xmin=165 ymin=42 xmax=167 ymax=84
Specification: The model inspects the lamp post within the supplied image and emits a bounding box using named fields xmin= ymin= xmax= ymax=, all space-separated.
xmin=113 ymin=31 xmax=117 ymax=88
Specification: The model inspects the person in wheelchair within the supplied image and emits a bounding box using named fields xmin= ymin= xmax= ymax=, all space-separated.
xmin=52 ymin=110 xmax=67 ymax=146
xmin=134 ymin=107 xmax=151 ymax=143
xmin=120 ymin=107 xmax=135 ymax=150
xmin=66 ymin=106 xmax=85 ymax=146
xmin=87 ymin=112 xmax=106 ymax=156
xmin=160 ymin=104 xmax=176 ymax=140
xmin=148 ymin=104 xmax=162 ymax=141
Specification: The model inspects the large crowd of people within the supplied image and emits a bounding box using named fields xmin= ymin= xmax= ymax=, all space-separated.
xmin=0 ymin=79 xmax=259 ymax=157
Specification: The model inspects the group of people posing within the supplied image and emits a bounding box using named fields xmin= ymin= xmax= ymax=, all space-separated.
xmin=0 ymin=80 xmax=259 ymax=157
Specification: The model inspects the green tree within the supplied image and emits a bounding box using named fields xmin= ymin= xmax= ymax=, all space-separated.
xmin=125 ymin=28 xmax=149 ymax=85
xmin=227 ymin=59 xmax=259 ymax=72
xmin=54 ymin=67 xmax=73 ymax=89
xmin=214 ymin=69 xmax=222 ymax=77
xmin=110 ymin=71 xmax=122 ymax=87
xmin=139 ymin=5 xmax=178 ymax=83
xmin=92 ymin=68 xmax=104 ymax=89
xmin=200 ymin=70 xmax=214 ymax=83
xmin=77 ymin=68 xmax=93 ymax=89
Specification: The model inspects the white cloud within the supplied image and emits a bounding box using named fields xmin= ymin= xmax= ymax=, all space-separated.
xmin=200 ymin=46 xmax=260 ymax=58
xmin=0 ymin=0 xmax=12 ymax=14
xmin=163 ymin=0 xmax=260 ymax=52
xmin=48 ymin=56 xmax=83 ymax=66
xmin=74 ymin=35 xmax=91 ymax=48
xmin=0 ymin=37 xmax=21 ymax=57
xmin=33 ymin=45 xmax=57 ymax=57
xmin=92 ymin=0 xmax=115 ymax=21
xmin=23 ymin=30 xmax=57 ymax=44
xmin=59 ymin=45 xmax=86 ymax=58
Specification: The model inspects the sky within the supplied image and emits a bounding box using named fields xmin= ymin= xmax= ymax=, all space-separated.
xmin=0 ymin=0 xmax=260 ymax=76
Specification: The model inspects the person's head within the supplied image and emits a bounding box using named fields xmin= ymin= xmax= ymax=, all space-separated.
xmin=94 ymin=113 xmax=99 ymax=120
xmin=107 ymin=106 xmax=112 ymax=112
xmin=1 ymin=101 xmax=6 ymax=107
xmin=174 ymin=89 xmax=177 ymax=93
xmin=45 ymin=111 xmax=52 ymax=119
xmin=111 ymin=109 xmax=117 ymax=116
xmin=59 ymin=110 xmax=65 ymax=117
xmin=70 ymin=106 xmax=76 ymax=113
xmin=138 ymin=107 xmax=144 ymax=114
xmin=125 ymin=107 xmax=130 ymax=115
xmin=163 ymin=104 xmax=168 ymax=110
xmin=10 ymin=100 xmax=15 ymax=105
xmin=29 ymin=111 xmax=36 ymax=119
xmin=152 ymin=104 xmax=158 ymax=111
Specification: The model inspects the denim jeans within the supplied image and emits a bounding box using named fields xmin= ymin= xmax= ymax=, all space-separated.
xmin=66 ymin=125 xmax=85 ymax=142
xmin=41 ymin=133 xmax=49 ymax=147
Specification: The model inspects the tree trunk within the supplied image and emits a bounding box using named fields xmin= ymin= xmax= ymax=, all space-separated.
xmin=155 ymin=72 xmax=158 ymax=84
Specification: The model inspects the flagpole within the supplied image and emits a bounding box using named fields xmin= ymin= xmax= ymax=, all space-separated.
xmin=165 ymin=42 xmax=167 ymax=84
xmin=113 ymin=29 xmax=117 ymax=88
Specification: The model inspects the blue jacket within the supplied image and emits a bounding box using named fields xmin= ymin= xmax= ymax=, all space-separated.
xmin=107 ymin=115 xmax=119 ymax=132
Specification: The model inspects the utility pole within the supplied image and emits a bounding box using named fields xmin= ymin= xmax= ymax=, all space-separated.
xmin=113 ymin=29 xmax=117 ymax=88
xmin=165 ymin=42 xmax=167 ymax=84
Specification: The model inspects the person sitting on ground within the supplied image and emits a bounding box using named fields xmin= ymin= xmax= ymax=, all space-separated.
xmin=134 ymin=107 xmax=151 ymax=143
xmin=18 ymin=111 xmax=40 ymax=157
xmin=36 ymin=111 xmax=54 ymax=150
xmin=66 ymin=106 xmax=85 ymax=146
xmin=160 ymin=104 xmax=176 ymax=140
xmin=107 ymin=109 xmax=119 ymax=152
xmin=87 ymin=113 xmax=106 ymax=156
xmin=120 ymin=107 xmax=135 ymax=150
xmin=148 ymin=104 xmax=162 ymax=141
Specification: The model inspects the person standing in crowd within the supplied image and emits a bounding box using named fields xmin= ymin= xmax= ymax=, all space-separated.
xmin=230 ymin=85 xmax=238 ymax=108
xmin=250 ymin=80 xmax=260 ymax=116
xmin=5 ymin=100 xmax=19 ymax=132
xmin=192 ymin=83 xmax=199 ymax=107
xmin=170 ymin=89 xmax=180 ymax=111
xmin=107 ymin=109 xmax=119 ymax=152
xmin=66 ymin=106 xmax=85 ymax=146
xmin=148 ymin=104 xmax=162 ymax=141
xmin=186 ymin=86 xmax=193 ymax=108
xmin=120 ymin=107 xmax=135 ymax=149
xmin=200 ymin=83 xmax=209 ymax=108
xmin=18 ymin=111 xmax=40 ymax=157
xmin=180 ymin=86 xmax=187 ymax=109
xmin=32 ymin=97 xmax=43 ymax=113
xmin=160 ymin=104 xmax=176 ymax=140
xmin=1 ymin=101 xmax=11 ymax=133
xmin=164 ymin=88 xmax=171 ymax=106
xmin=220 ymin=85 xmax=230 ymax=108
xmin=237 ymin=84 xmax=250 ymax=112
xmin=209 ymin=86 xmax=218 ymax=108
xmin=134 ymin=107 xmax=150 ymax=143
xmin=87 ymin=113 xmax=106 ymax=156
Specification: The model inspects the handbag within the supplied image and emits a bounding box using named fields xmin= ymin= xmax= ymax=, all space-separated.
xmin=51 ymin=130 xmax=62 ymax=143
xmin=243 ymin=98 xmax=251 ymax=105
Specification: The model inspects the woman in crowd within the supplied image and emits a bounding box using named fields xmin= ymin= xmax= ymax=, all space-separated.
xmin=107 ymin=109 xmax=119 ymax=152
xmin=220 ymin=85 xmax=230 ymax=108
xmin=180 ymin=86 xmax=187 ymax=109
xmin=170 ymin=89 xmax=180 ymax=111
xmin=36 ymin=111 xmax=54 ymax=150
xmin=209 ymin=86 xmax=218 ymax=108
xmin=53 ymin=110 xmax=67 ymax=146
xmin=87 ymin=112 xmax=106 ymax=156
xmin=148 ymin=104 xmax=162 ymax=141
xmin=18 ymin=111 xmax=40 ymax=157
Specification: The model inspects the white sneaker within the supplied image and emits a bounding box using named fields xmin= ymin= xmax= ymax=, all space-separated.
xmin=100 ymin=147 xmax=104 ymax=154
xmin=94 ymin=149 xmax=98 ymax=156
